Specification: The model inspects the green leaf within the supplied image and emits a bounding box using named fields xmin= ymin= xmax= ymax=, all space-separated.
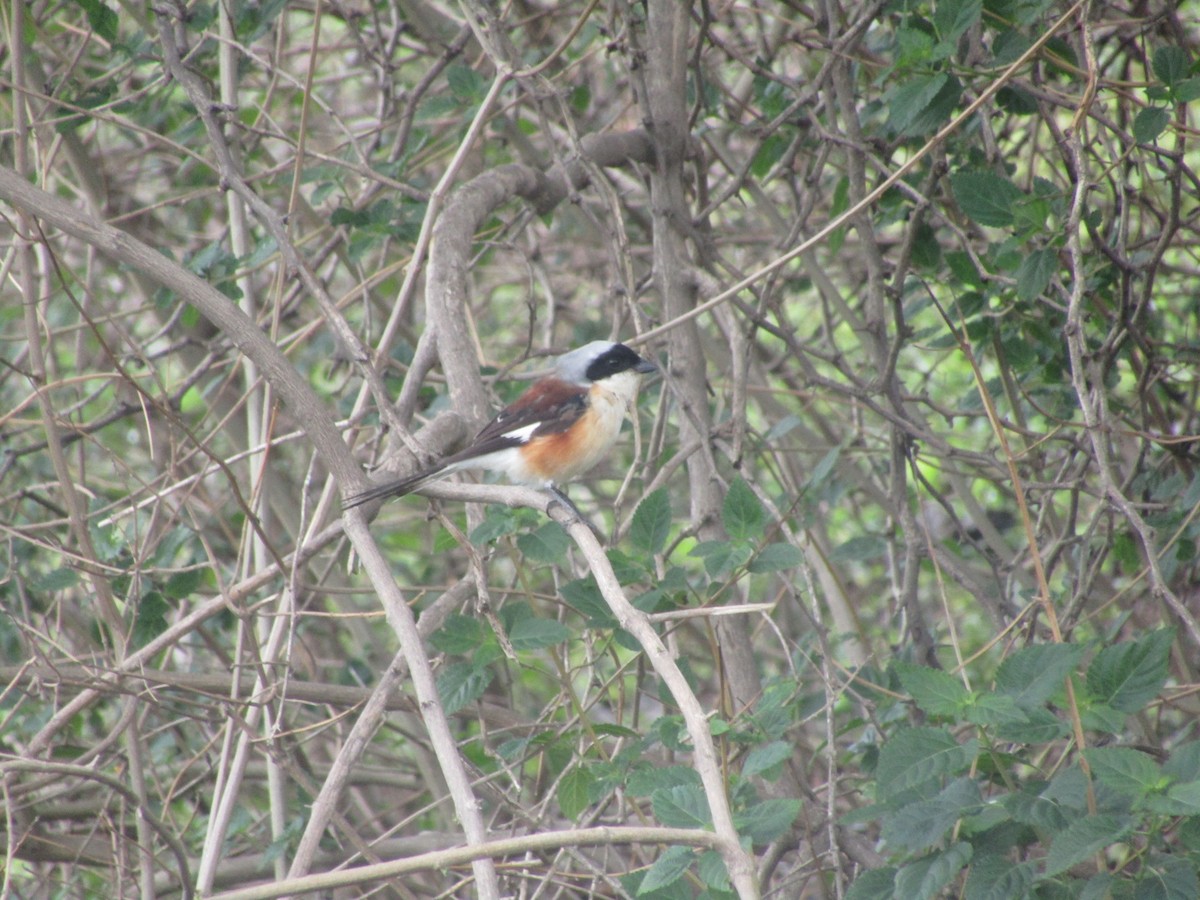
xmin=627 ymin=765 xmax=701 ymax=797
xmin=436 ymin=660 xmax=492 ymax=715
xmin=516 ymin=522 xmax=569 ymax=564
xmin=1164 ymin=741 xmax=1200 ymax=782
xmin=34 ymin=567 xmax=80 ymax=592
xmin=805 ymin=443 xmax=843 ymax=491
xmin=446 ymin=63 xmax=485 ymax=102
xmin=748 ymin=542 xmax=804 ymax=573
xmin=1153 ymin=46 xmax=1192 ymax=88
xmin=163 ymin=568 xmax=205 ymax=600
xmin=1140 ymin=853 xmax=1200 ymax=900
xmin=894 ymin=662 xmax=970 ymax=717
xmin=888 ymin=73 xmax=963 ymax=136
xmin=893 ymin=843 xmax=973 ymax=900
xmin=696 ymin=850 xmax=730 ymax=892
xmin=881 ymin=777 xmax=982 ymax=852
xmin=132 ymin=590 xmax=169 ymax=648
xmin=557 ymin=766 xmax=593 ymax=820
xmin=734 ymin=797 xmax=802 ymax=845
xmin=631 ymin=488 xmax=672 ymax=554
xmin=951 ymin=171 xmax=1025 ymax=227
xmin=561 ymin=576 xmax=615 ymax=627
xmin=830 ymin=535 xmax=887 ymax=562
xmin=934 ymin=0 xmax=982 ymax=45
xmin=689 ymin=539 xmax=753 ymax=578
xmin=1004 ymin=788 xmax=1069 ymax=830
xmin=846 ymin=867 xmax=897 ymax=900
xmin=741 ymin=740 xmax=794 ymax=779
xmin=1134 ymin=107 xmax=1171 ymax=143
xmin=652 ymin=785 xmax=711 ymax=828
xmin=751 ymin=131 xmax=792 ymax=178
xmin=1083 ymin=746 xmax=1163 ymax=800
xmin=507 ymin=615 xmax=570 ymax=651
xmin=876 ymin=727 xmax=979 ymax=801
xmin=1164 ymin=780 xmax=1200 ymax=814
xmin=1016 ymin=247 xmax=1057 ymax=300
xmin=1174 ymin=77 xmax=1200 ymax=102
xmin=964 ymin=692 xmax=1030 ymax=727
xmin=723 ymin=477 xmax=765 ymax=540
xmin=430 ymin=613 xmax=486 ymax=655
xmin=73 ymin=0 xmax=119 ymax=43
xmin=1043 ymin=814 xmax=1133 ymax=877
xmin=1086 ymin=628 xmax=1173 ymax=712
xmin=470 ymin=506 xmax=522 ymax=544
xmin=993 ymin=642 xmax=1085 ymax=708
xmin=638 ymin=845 xmax=693 ymax=895
xmin=964 ymin=855 xmax=1035 ymax=900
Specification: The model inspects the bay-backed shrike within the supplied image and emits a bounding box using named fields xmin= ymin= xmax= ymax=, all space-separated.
xmin=343 ymin=340 xmax=656 ymax=509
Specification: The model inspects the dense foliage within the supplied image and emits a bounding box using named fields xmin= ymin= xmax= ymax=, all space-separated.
xmin=2 ymin=1 xmax=1199 ymax=897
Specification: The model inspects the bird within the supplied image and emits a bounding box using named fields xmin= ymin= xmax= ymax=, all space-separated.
xmin=343 ymin=340 xmax=657 ymax=509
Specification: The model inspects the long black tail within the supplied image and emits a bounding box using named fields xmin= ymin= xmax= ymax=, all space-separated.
xmin=341 ymin=465 xmax=445 ymax=510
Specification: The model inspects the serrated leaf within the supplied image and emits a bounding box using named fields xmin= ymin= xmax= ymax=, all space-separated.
xmin=1140 ymin=853 xmax=1200 ymax=900
xmin=805 ymin=443 xmax=842 ymax=491
xmin=561 ymin=576 xmax=615 ymax=627
xmin=696 ymin=851 xmax=731 ymax=892
xmin=965 ymin=855 xmax=1034 ymax=900
xmin=430 ymin=613 xmax=486 ymax=654
xmin=652 ymin=784 xmax=711 ymax=828
xmin=888 ymin=72 xmax=948 ymax=131
xmin=1043 ymin=814 xmax=1132 ymax=877
xmin=507 ymin=615 xmax=570 ymax=651
xmin=631 ymin=488 xmax=671 ymax=554
xmin=163 ymin=568 xmax=205 ymax=600
xmin=557 ymin=766 xmax=593 ymax=820
xmin=1016 ymin=247 xmax=1057 ymax=300
xmin=638 ymin=845 xmax=693 ymax=895
xmin=893 ymin=842 xmax=973 ymax=900
xmin=470 ymin=506 xmax=521 ymax=544
xmin=34 ymin=567 xmax=81 ymax=592
xmin=895 ymin=662 xmax=970 ymax=717
xmin=889 ymin=73 xmax=962 ymax=135
xmin=830 ymin=535 xmax=886 ymax=562
xmin=742 ymin=740 xmax=794 ymax=779
xmin=1086 ymin=628 xmax=1173 ymax=712
xmin=1164 ymin=741 xmax=1200 ymax=782
xmin=516 ymin=522 xmax=569 ymax=564
xmin=876 ymin=728 xmax=979 ymax=801
xmin=846 ymin=867 xmax=897 ymax=900
xmin=994 ymin=642 xmax=1085 ymax=708
xmin=748 ymin=542 xmax=803 ymax=573
xmin=446 ymin=63 xmax=485 ymax=102
xmin=1083 ymin=746 xmax=1163 ymax=799
xmin=132 ymin=590 xmax=169 ymax=649
xmin=1134 ymin=107 xmax=1171 ymax=143
xmin=1153 ymin=46 xmax=1192 ymax=88
xmin=1004 ymin=788 xmax=1070 ymax=831
xmin=1165 ymin=780 xmax=1200 ymax=814
xmin=689 ymin=539 xmax=753 ymax=578
xmin=73 ymin=0 xmax=119 ymax=43
xmin=735 ymin=797 xmax=802 ymax=845
xmin=951 ymin=171 xmax=1025 ymax=227
xmin=881 ymin=777 xmax=982 ymax=852
xmin=627 ymin=765 xmax=701 ymax=797
xmin=934 ymin=0 xmax=982 ymax=45
xmin=723 ymin=477 xmax=765 ymax=541
xmin=1175 ymin=77 xmax=1200 ymax=102
xmin=964 ymin=692 xmax=1029 ymax=727
xmin=436 ymin=660 xmax=492 ymax=715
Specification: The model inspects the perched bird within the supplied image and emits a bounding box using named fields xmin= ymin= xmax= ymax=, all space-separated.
xmin=343 ymin=340 xmax=657 ymax=509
